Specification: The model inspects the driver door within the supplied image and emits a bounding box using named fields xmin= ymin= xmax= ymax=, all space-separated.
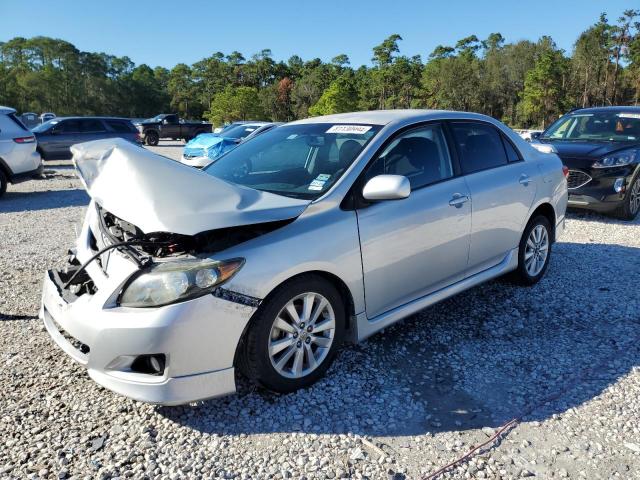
xmin=356 ymin=123 xmax=472 ymax=319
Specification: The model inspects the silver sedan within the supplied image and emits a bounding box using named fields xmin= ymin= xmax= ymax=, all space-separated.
xmin=40 ymin=110 xmax=568 ymax=404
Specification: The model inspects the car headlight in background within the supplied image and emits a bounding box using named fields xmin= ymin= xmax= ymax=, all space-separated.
xmin=592 ymin=149 xmax=638 ymax=168
xmin=531 ymin=143 xmax=557 ymax=154
xmin=119 ymin=258 xmax=244 ymax=307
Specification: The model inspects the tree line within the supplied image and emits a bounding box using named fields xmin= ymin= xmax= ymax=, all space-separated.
xmin=1 ymin=9 xmax=639 ymax=129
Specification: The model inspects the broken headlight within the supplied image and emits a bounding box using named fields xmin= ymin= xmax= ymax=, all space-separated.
xmin=119 ymin=258 xmax=244 ymax=308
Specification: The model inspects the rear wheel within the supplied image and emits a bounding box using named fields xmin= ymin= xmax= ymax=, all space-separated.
xmin=145 ymin=131 xmax=159 ymax=146
xmin=240 ymin=275 xmax=345 ymax=393
xmin=0 ymin=170 xmax=7 ymax=198
xmin=511 ymin=215 xmax=552 ymax=285
xmin=615 ymin=174 xmax=640 ymax=220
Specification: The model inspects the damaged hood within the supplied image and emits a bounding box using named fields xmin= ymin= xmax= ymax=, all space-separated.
xmin=71 ymin=138 xmax=310 ymax=235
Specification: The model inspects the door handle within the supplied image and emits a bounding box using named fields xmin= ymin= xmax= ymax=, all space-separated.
xmin=519 ymin=174 xmax=531 ymax=186
xmin=449 ymin=193 xmax=469 ymax=208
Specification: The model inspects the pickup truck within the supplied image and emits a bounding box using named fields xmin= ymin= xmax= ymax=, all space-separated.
xmin=136 ymin=114 xmax=212 ymax=146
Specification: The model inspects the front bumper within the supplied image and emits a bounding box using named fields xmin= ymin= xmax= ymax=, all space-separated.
xmin=566 ymin=165 xmax=636 ymax=212
xmin=39 ymin=211 xmax=259 ymax=404
xmin=180 ymin=155 xmax=211 ymax=168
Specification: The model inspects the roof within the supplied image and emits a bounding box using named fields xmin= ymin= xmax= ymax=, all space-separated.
xmin=570 ymin=106 xmax=640 ymax=114
xmin=289 ymin=109 xmax=495 ymax=126
xmin=44 ymin=116 xmax=134 ymax=121
xmin=0 ymin=106 xmax=17 ymax=115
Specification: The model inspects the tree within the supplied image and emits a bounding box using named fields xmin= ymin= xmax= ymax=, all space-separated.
xmin=308 ymin=72 xmax=358 ymax=116
xmin=522 ymin=41 xmax=568 ymax=128
xmin=206 ymin=86 xmax=264 ymax=125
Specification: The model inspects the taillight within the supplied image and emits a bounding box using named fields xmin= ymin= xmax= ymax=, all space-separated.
xmin=13 ymin=136 xmax=36 ymax=144
xmin=562 ymin=165 xmax=569 ymax=178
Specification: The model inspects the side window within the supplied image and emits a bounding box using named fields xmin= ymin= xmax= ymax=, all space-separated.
xmin=57 ymin=120 xmax=81 ymax=133
xmin=105 ymin=120 xmax=134 ymax=133
xmin=80 ymin=119 xmax=106 ymax=132
xmin=451 ymin=122 xmax=509 ymax=174
xmin=366 ymin=123 xmax=454 ymax=190
xmin=501 ymin=135 xmax=522 ymax=163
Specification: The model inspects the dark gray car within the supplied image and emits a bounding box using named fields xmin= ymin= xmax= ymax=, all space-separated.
xmin=32 ymin=117 xmax=141 ymax=160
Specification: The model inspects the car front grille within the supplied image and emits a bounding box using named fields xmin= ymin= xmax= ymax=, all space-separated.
xmin=183 ymin=147 xmax=205 ymax=159
xmin=567 ymin=170 xmax=592 ymax=190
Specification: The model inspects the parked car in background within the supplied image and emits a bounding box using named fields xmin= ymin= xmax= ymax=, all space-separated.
xmin=20 ymin=112 xmax=40 ymax=129
xmin=136 ymin=114 xmax=212 ymax=146
xmin=32 ymin=117 xmax=141 ymax=160
xmin=533 ymin=106 xmax=640 ymax=220
xmin=40 ymin=112 xmax=56 ymax=123
xmin=41 ymin=110 xmax=567 ymax=404
xmin=0 ymin=106 xmax=43 ymax=198
xmin=515 ymin=129 xmax=543 ymax=142
xmin=180 ymin=121 xmax=279 ymax=168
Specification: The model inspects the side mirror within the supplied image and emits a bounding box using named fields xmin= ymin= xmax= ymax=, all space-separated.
xmin=362 ymin=175 xmax=411 ymax=201
xmin=162 ymin=119 xmax=168 ymax=125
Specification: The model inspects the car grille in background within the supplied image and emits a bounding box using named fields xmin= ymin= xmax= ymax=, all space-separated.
xmin=183 ymin=147 xmax=205 ymax=159
xmin=567 ymin=170 xmax=592 ymax=190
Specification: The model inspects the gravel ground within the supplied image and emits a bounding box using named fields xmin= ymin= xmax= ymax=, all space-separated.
xmin=1 ymin=142 xmax=639 ymax=480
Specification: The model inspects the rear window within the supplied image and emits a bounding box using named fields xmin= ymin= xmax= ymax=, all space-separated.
xmin=451 ymin=122 xmax=509 ymax=174
xmin=7 ymin=113 xmax=28 ymax=131
xmin=80 ymin=119 xmax=106 ymax=132
xmin=105 ymin=119 xmax=135 ymax=133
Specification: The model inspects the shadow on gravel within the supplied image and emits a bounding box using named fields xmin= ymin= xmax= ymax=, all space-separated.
xmin=160 ymin=243 xmax=640 ymax=438
xmin=566 ymin=209 xmax=640 ymax=226
xmin=0 ymin=313 xmax=39 ymax=321
xmin=0 ymin=189 xmax=89 ymax=213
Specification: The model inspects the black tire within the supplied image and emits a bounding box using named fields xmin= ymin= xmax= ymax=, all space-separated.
xmin=0 ymin=169 xmax=7 ymax=198
xmin=240 ymin=275 xmax=346 ymax=393
xmin=145 ymin=131 xmax=159 ymax=146
xmin=511 ymin=215 xmax=552 ymax=286
xmin=614 ymin=172 xmax=640 ymax=221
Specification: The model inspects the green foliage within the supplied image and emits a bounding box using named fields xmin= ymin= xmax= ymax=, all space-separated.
xmin=308 ymin=72 xmax=358 ymax=116
xmin=1 ymin=10 xmax=639 ymax=128
xmin=206 ymin=86 xmax=264 ymax=126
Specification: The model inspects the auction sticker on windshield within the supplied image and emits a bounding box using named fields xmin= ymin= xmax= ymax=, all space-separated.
xmin=326 ymin=125 xmax=372 ymax=134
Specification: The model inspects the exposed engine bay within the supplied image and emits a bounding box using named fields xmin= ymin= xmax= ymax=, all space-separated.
xmin=97 ymin=203 xmax=293 ymax=259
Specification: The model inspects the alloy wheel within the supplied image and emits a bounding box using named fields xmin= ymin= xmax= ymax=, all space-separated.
xmin=268 ymin=292 xmax=336 ymax=379
xmin=630 ymin=178 xmax=640 ymax=215
xmin=524 ymin=224 xmax=549 ymax=277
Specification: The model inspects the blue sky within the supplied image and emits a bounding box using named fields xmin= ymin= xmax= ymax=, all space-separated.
xmin=1 ymin=0 xmax=637 ymax=69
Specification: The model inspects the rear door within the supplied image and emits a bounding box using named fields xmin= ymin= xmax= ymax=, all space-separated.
xmin=449 ymin=121 xmax=537 ymax=275
xmin=79 ymin=118 xmax=108 ymax=143
xmin=356 ymin=123 xmax=472 ymax=318
xmin=104 ymin=119 xmax=137 ymax=142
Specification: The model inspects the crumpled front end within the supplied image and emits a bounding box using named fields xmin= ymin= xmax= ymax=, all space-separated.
xmin=38 ymin=139 xmax=315 ymax=404
xmin=39 ymin=202 xmax=259 ymax=405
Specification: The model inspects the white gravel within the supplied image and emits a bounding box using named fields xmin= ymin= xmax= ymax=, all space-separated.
xmin=1 ymin=142 xmax=639 ymax=480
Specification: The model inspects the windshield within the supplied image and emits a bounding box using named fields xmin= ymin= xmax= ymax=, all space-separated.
xmin=31 ymin=119 xmax=59 ymax=133
xmin=543 ymin=111 xmax=640 ymax=142
xmin=203 ymin=123 xmax=381 ymax=199
xmin=220 ymin=124 xmax=262 ymax=140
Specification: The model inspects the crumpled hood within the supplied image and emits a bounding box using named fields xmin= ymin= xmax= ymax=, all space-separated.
xmin=71 ymin=138 xmax=310 ymax=236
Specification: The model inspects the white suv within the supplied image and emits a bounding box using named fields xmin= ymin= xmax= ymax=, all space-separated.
xmin=0 ymin=106 xmax=43 ymax=197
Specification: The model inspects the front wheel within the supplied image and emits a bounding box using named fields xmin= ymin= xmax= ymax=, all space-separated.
xmin=615 ymin=174 xmax=640 ymax=220
xmin=511 ymin=215 xmax=552 ymax=285
xmin=240 ymin=275 xmax=345 ymax=393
